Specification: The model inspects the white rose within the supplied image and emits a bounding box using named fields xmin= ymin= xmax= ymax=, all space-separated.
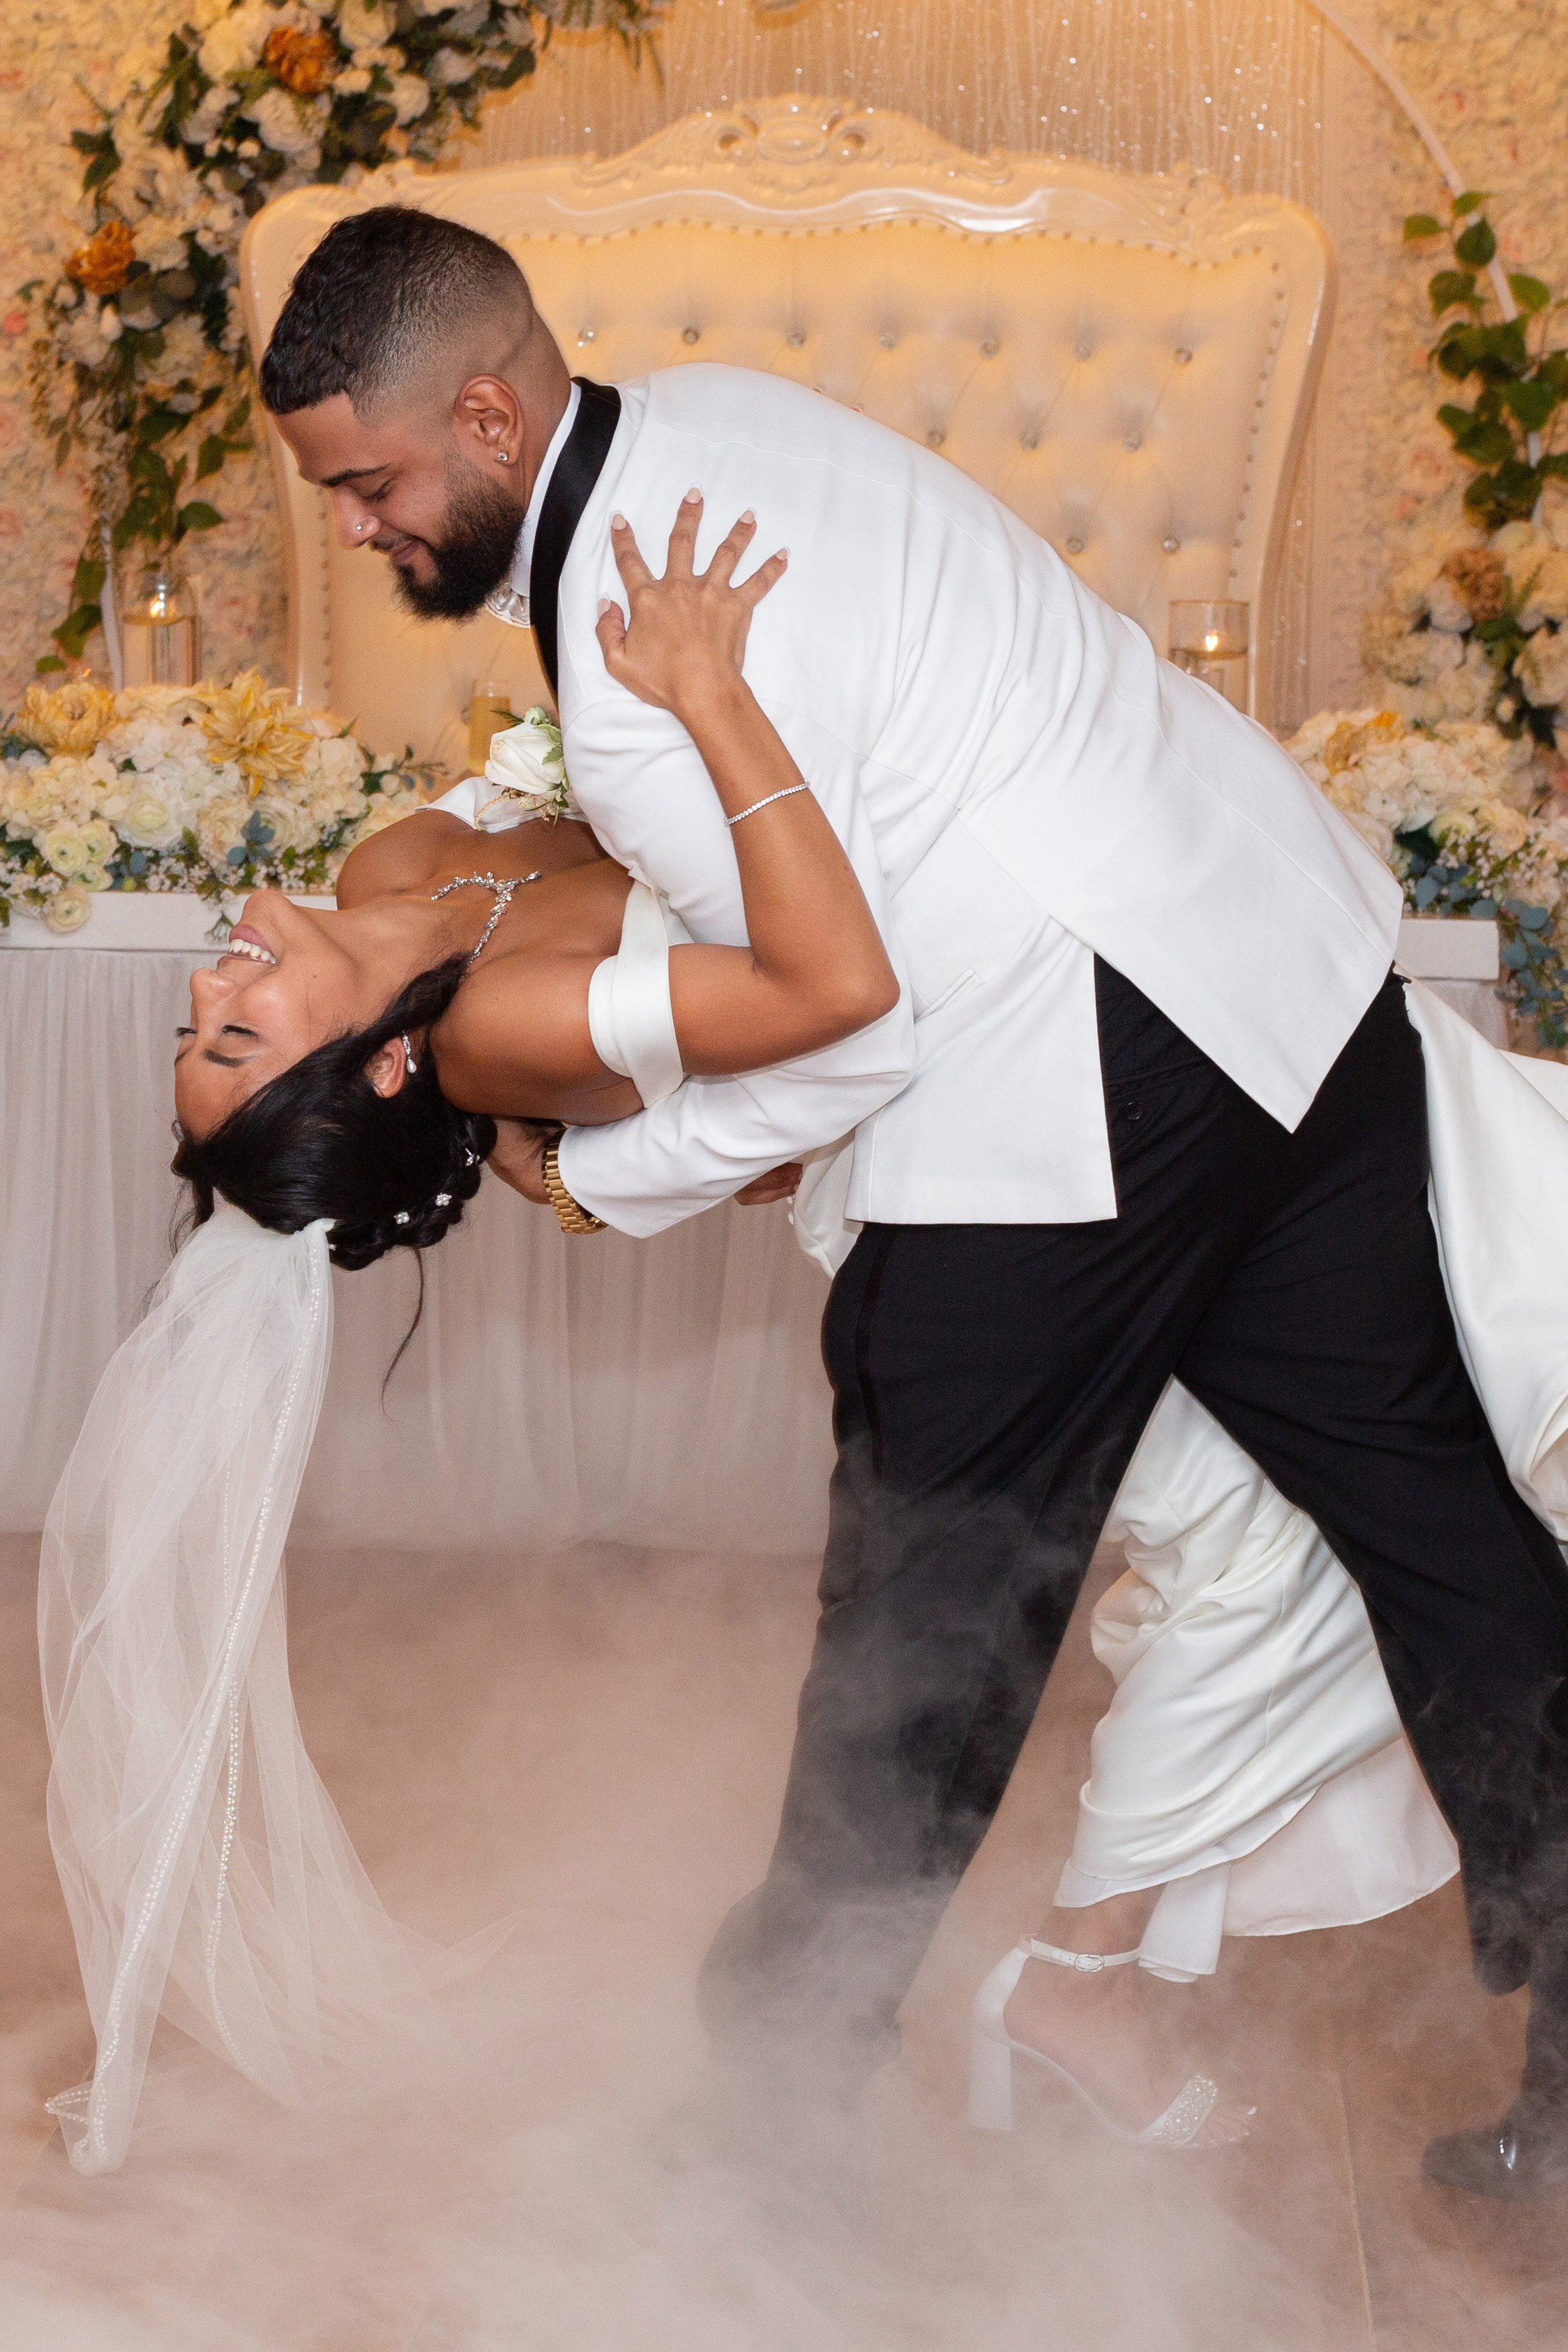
xmin=430 ymin=46 xmax=478 ymax=84
xmin=1424 ymin=576 xmax=1471 ymax=634
xmin=41 ymin=825 xmax=89 ymax=877
xmin=388 ymin=72 xmax=432 ymax=124
xmin=80 ymin=819 xmax=118 ymax=868
xmin=1523 ymin=629 xmax=1568 ymax=711
xmin=310 ymin=733 xmax=368 ymax=790
xmin=43 ymin=883 xmax=93 ymax=936
xmin=81 ymin=865 xmax=114 ymax=894
xmin=116 ymin=788 xmax=185 ymax=852
xmin=199 ymin=3 xmax=271 ymax=82
xmin=338 ymin=0 xmax=393 ymax=47
xmin=133 ymin=217 xmax=189 ymax=274
xmin=481 ymin=711 xmax=572 ymax=822
xmin=247 ymin=88 xmax=330 ymax=156
xmin=100 ymin=306 xmax=123 ymax=343
xmin=197 ymin=795 xmax=254 ymax=871
xmin=333 ymin=64 xmax=372 ymax=93
xmin=185 ymin=82 xmax=236 ymax=144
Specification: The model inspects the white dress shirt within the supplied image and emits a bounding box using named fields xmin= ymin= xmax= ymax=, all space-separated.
xmin=483 ymin=380 xmax=581 ymax=628
xmin=541 ymin=366 xmax=1401 ymax=1238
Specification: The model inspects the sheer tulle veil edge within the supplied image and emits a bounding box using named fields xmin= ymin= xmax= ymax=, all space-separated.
xmin=39 ymin=1205 xmax=444 ymax=2175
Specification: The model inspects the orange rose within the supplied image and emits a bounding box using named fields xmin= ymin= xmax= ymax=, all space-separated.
xmin=262 ymin=26 xmax=339 ymax=96
xmin=64 ymin=220 xmax=137 ymax=299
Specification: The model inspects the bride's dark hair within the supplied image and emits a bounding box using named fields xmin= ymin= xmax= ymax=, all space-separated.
xmin=172 ymin=954 xmax=497 ymax=1271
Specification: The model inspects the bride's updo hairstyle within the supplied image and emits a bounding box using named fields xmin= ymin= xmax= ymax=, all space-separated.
xmin=172 ymin=954 xmax=497 ymax=1271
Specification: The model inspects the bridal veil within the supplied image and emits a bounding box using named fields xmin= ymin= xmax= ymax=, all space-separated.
xmin=39 ymin=1205 xmax=426 ymax=2175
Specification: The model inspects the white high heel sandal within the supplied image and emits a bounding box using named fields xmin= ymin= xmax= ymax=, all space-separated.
xmin=969 ymin=1940 xmax=1221 ymax=2148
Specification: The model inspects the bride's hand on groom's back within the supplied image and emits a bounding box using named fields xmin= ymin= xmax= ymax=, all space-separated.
xmin=594 ymin=492 xmax=787 ymax=723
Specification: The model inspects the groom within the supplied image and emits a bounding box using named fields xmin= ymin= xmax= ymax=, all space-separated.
xmin=262 ymin=205 xmax=1568 ymax=2196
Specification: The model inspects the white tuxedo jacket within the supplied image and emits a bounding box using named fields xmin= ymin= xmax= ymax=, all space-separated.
xmin=550 ymin=366 xmax=1401 ymax=1237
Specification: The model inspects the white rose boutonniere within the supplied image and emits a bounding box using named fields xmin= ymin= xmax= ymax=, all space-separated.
xmin=479 ymin=709 xmax=578 ymax=827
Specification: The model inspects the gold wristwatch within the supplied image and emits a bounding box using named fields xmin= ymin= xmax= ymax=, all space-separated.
xmin=542 ymin=1144 xmax=606 ymax=1234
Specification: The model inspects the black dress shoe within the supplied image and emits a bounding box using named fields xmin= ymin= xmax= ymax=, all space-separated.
xmin=1423 ymin=2108 xmax=1568 ymax=2201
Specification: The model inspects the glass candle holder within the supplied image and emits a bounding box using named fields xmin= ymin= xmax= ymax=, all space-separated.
xmin=467 ymin=679 xmax=518 ymax=774
xmin=1168 ymin=599 xmax=1249 ymax=712
xmin=121 ymin=565 xmax=201 ymax=688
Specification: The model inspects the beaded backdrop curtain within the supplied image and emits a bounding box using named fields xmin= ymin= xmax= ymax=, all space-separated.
xmin=472 ymin=0 xmax=1345 ymax=724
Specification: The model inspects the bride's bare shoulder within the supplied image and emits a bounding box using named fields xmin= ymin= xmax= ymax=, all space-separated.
xmin=336 ymin=809 xmax=469 ymax=908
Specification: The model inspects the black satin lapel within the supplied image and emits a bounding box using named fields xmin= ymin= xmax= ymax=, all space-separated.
xmin=529 ymin=378 xmax=622 ymax=701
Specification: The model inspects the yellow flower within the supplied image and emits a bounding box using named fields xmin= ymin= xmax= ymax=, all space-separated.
xmin=262 ymin=24 xmax=339 ymax=95
xmin=198 ymin=668 xmax=314 ymax=796
xmin=1322 ymin=712 xmax=1403 ymax=777
xmin=64 ymin=220 xmax=137 ymax=299
xmin=15 ymin=680 xmax=119 ymax=757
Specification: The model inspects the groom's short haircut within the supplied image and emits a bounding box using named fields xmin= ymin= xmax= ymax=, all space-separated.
xmin=259 ymin=206 xmax=534 ymax=418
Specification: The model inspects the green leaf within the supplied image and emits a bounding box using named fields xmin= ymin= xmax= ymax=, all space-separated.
xmin=33 ymin=655 xmax=66 ymax=674
xmin=1429 ymin=269 xmax=1478 ymax=316
xmin=1404 ymin=214 xmax=1443 ymax=241
xmin=1452 ymin=415 xmax=1516 ymax=464
xmin=1509 ymin=274 xmax=1553 ymax=315
xmin=1540 ymin=453 xmax=1568 ymax=480
xmin=52 ymin=601 xmax=103 ymax=660
xmin=1455 ymin=218 xmax=1498 ymax=268
xmin=1538 ymin=352 xmax=1568 ymax=391
xmin=1502 ymin=379 xmax=1560 ymax=430
xmin=72 ymin=553 xmax=107 ymax=605
xmin=220 ymin=394 xmax=250 ymax=436
xmin=176 ymin=499 xmax=223 ymax=534
xmin=1451 ymin=189 xmax=1491 ymax=216
xmin=195 ymin=433 xmax=227 ymax=481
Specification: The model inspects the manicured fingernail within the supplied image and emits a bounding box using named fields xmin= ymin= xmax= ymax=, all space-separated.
xmin=740 ymin=508 xmax=755 ymax=524
xmin=684 ymin=486 xmax=702 ymax=502
xmin=597 ymin=597 xmax=613 ymax=616
xmin=778 ymin=547 xmax=789 ymax=559
xmin=611 ymin=511 xmax=626 ymax=528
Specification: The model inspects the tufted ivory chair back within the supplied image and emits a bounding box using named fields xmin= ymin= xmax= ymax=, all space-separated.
xmin=240 ymin=99 xmax=1333 ymax=769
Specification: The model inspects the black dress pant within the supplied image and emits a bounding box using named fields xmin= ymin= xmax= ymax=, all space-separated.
xmin=701 ymin=963 xmax=1568 ymax=2099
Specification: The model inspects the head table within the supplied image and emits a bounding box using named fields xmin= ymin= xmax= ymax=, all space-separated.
xmin=1 ymin=901 xmax=1502 ymax=1550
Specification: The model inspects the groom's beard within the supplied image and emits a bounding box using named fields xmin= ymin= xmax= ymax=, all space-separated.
xmin=389 ymin=456 xmax=523 ymax=621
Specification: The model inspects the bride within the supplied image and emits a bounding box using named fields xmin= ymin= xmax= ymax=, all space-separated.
xmin=42 ymin=493 xmax=1568 ymax=2186
xmin=169 ymin=495 xmax=898 ymax=1257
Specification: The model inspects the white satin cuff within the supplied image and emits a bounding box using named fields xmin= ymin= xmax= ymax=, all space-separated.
xmin=586 ymin=881 xmax=686 ymax=1109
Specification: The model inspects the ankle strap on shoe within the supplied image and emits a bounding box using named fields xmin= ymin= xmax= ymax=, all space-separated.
xmin=1022 ymin=1938 xmax=1142 ymax=1973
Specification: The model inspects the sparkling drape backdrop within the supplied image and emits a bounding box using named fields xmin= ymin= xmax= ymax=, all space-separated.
xmin=1 ymin=0 xmax=1565 ymax=719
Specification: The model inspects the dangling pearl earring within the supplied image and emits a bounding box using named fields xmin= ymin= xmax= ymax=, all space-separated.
xmin=402 ymin=1031 xmax=418 ymax=1074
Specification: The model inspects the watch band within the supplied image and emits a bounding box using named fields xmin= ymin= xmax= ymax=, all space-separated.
xmin=542 ymin=1144 xmax=606 ymax=1234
